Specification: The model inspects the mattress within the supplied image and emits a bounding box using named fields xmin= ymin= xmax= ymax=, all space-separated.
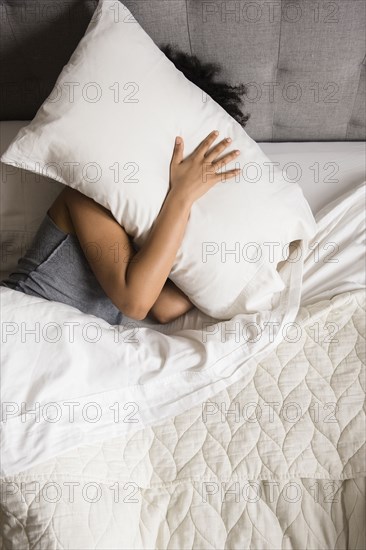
xmin=1 ymin=122 xmax=365 ymax=548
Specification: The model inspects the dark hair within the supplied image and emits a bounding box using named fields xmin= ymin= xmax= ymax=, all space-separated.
xmin=160 ymin=43 xmax=251 ymax=128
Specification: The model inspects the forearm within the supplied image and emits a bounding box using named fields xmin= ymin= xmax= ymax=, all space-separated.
xmin=149 ymin=278 xmax=194 ymax=324
xmin=123 ymin=191 xmax=192 ymax=315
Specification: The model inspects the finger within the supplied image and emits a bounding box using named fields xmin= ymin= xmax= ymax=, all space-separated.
xmin=194 ymin=130 xmax=219 ymax=158
xmin=211 ymin=149 xmax=241 ymax=168
xmin=213 ymin=168 xmax=241 ymax=181
xmin=171 ymin=136 xmax=184 ymax=165
xmin=204 ymin=137 xmax=232 ymax=162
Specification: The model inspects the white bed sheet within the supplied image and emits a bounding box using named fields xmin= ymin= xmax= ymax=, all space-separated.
xmin=261 ymin=141 xmax=365 ymax=215
xmin=1 ymin=178 xmax=365 ymax=476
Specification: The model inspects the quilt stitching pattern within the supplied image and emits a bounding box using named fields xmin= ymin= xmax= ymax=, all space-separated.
xmin=1 ymin=289 xmax=365 ymax=549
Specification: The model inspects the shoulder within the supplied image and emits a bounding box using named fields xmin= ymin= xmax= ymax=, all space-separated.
xmin=63 ymin=186 xmax=115 ymax=221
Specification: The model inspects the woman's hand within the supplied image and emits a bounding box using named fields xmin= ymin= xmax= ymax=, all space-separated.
xmin=169 ymin=130 xmax=241 ymax=204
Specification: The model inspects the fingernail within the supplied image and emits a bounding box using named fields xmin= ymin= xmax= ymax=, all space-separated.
xmin=214 ymin=130 xmax=219 ymax=135
xmin=176 ymin=137 xmax=181 ymax=144
xmin=226 ymin=137 xmax=232 ymax=143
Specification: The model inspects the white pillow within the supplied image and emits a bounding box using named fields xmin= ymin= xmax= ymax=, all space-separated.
xmin=0 ymin=0 xmax=317 ymax=319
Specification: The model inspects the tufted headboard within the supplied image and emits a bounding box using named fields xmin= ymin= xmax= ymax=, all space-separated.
xmin=0 ymin=0 xmax=365 ymax=141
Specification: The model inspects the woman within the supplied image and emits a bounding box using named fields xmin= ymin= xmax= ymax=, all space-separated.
xmin=0 ymin=45 xmax=250 ymax=325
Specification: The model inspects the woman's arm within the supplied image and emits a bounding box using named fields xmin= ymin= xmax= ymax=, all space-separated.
xmin=123 ymin=190 xmax=192 ymax=318
xmin=65 ymin=131 xmax=240 ymax=320
xmin=148 ymin=278 xmax=194 ymax=324
xmin=65 ymin=187 xmax=191 ymax=321
xmin=117 ymin=131 xmax=240 ymax=318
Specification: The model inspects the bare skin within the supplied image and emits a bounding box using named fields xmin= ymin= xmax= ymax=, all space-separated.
xmin=47 ymin=131 xmax=241 ymax=322
xmin=47 ymin=191 xmax=193 ymax=324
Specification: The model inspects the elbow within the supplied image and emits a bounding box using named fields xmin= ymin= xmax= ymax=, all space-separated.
xmin=152 ymin=309 xmax=179 ymax=325
xmin=121 ymin=300 xmax=149 ymax=322
xmin=156 ymin=312 xmax=176 ymax=325
xmin=128 ymin=311 xmax=147 ymax=322
xmin=153 ymin=313 xmax=169 ymax=325
xmin=150 ymin=303 xmax=194 ymax=325
xmin=123 ymin=306 xmax=148 ymax=321
xmin=115 ymin=284 xmax=149 ymax=321
xmin=149 ymin=304 xmax=171 ymax=325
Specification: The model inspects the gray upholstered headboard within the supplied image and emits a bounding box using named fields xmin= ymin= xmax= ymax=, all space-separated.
xmin=0 ymin=0 xmax=365 ymax=141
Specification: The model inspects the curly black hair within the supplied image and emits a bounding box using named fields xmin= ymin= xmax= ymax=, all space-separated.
xmin=160 ymin=43 xmax=251 ymax=128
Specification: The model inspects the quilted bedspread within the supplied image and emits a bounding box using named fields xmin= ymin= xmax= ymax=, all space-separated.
xmin=1 ymin=286 xmax=365 ymax=549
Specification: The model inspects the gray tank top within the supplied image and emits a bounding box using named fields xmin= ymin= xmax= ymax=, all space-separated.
xmin=0 ymin=212 xmax=124 ymax=326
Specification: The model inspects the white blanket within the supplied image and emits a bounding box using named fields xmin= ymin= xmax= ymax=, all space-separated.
xmin=1 ymin=286 xmax=365 ymax=549
xmin=1 ymin=182 xmax=365 ymax=476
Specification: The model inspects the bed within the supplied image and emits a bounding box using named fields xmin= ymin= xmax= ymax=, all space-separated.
xmin=1 ymin=1 xmax=365 ymax=549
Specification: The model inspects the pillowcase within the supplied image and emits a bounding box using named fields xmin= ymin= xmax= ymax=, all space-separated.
xmin=0 ymin=0 xmax=317 ymax=320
